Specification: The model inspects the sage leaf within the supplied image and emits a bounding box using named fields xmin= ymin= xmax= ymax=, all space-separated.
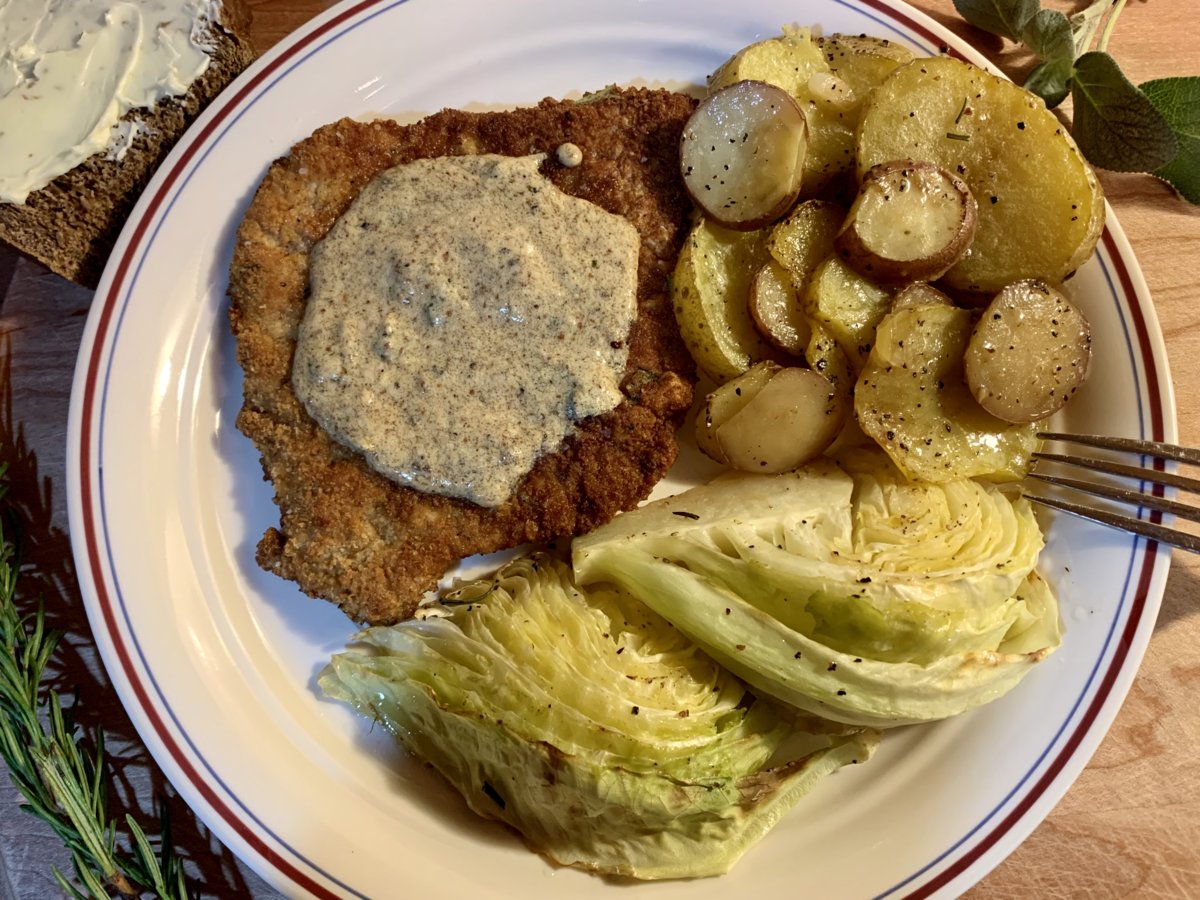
xmin=952 ymin=0 xmax=1038 ymax=42
xmin=1025 ymin=59 xmax=1073 ymax=109
xmin=1021 ymin=10 xmax=1075 ymax=108
xmin=1071 ymin=51 xmax=1178 ymax=172
xmin=1141 ymin=77 xmax=1200 ymax=204
xmin=1022 ymin=9 xmax=1074 ymax=62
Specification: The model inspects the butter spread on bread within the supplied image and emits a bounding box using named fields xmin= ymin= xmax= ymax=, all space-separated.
xmin=0 ymin=0 xmax=226 ymax=203
xmin=0 ymin=0 xmax=254 ymax=286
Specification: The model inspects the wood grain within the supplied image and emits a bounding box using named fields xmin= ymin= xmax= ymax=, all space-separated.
xmin=0 ymin=0 xmax=1196 ymax=896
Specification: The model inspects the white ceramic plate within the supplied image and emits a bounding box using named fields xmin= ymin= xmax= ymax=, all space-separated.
xmin=67 ymin=1 xmax=1176 ymax=897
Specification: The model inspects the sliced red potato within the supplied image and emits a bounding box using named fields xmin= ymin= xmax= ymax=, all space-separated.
xmin=805 ymin=71 xmax=855 ymax=108
xmin=708 ymin=25 xmax=828 ymax=98
xmin=964 ymin=279 xmax=1092 ymax=423
xmin=749 ymin=260 xmax=812 ymax=355
xmin=804 ymin=324 xmax=857 ymax=458
xmin=815 ymin=33 xmax=915 ymax=106
xmin=716 ymin=367 xmax=848 ymax=473
xmin=854 ymin=303 xmax=1039 ymax=482
xmin=695 ymin=362 xmax=781 ymax=463
xmin=680 ymin=80 xmax=809 ymax=230
xmin=835 ymin=160 xmax=978 ymax=284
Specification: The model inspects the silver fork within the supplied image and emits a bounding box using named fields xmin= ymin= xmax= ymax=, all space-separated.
xmin=1024 ymin=432 xmax=1200 ymax=553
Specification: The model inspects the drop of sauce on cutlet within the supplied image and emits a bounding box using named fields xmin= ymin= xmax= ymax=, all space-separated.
xmin=292 ymin=153 xmax=639 ymax=508
xmin=556 ymin=142 xmax=584 ymax=168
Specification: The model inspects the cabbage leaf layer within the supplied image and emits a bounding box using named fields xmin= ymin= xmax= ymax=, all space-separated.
xmin=573 ymin=454 xmax=1060 ymax=727
xmin=320 ymin=555 xmax=877 ymax=880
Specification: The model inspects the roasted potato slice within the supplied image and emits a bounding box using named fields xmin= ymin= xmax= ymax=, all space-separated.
xmin=890 ymin=282 xmax=954 ymax=313
xmin=749 ymin=260 xmax=811 ymax=355
xmin=802 ymin=32 xmax=915 ymax=195
xmin=800 ymin=33 xmax=914 ymax=194
xmin=707 ymin=27 xmax=861 ymax=195
xmin=855 ymin=304 xmax=1039 ymax=482
xmin=805 ymin=321 xmax=854 ymax=399
xmin=857 ymin=56 xmax=1105 ymax=293
xmin=799 ymin=95 xmax=857 ymax=196
xmin=816 ymin=33 xmax=915 ymax=104
xmin=680 ymin=80 xmax=809 ymax=229
xmin=716 ymin=367 xmax=848 ymax=473
xmin=836 ymin=160 xmax=978 ymax=284
xmin=805 ymin=323 xmax=858 ymax=459
xmin=767 ymin=199 xmax=844 ymax=288
xmin=694 ymin=361 xmax=781 ymax=463
xmin=671 ymin=218 xmax=779 ymax=383
xmin=965 ymin=279 xmax=1092 ymax=423
xmin=709 ymin=25 xmax=830 ymax=98
xmin=804 ymin=255 xmax=891 ymax=369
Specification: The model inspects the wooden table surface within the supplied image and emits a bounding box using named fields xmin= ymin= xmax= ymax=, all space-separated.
xmin=0 ymin=1 xmax=1196 ymax=897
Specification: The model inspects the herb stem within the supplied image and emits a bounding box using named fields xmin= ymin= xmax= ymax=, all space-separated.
xmin=1097 ymin=0 xmax=1127 ymax=54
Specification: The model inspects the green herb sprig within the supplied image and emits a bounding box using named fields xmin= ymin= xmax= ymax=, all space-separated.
xmin=954 ymin=0 xmax=1199 ymax=203
xmin=0 ymin=463 xmax=190 ymax=899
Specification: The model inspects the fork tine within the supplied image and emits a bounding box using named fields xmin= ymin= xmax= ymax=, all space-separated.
xmin=1037 ymin=431 xmax=1200 ymax=466
xmin=1026 ymin=493 xmax=1200 ymax=553
xmin=1026 ymin=471 xmax=1200 ymax=524
xmin=1032 ymin=451 xmax=1200 ymax=494
xmin=1028 ymin=432 xmax=1200 ymax=553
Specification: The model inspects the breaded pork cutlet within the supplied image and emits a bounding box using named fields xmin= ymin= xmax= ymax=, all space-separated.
xmin=229 ymin=88 xmax=698 ymax=624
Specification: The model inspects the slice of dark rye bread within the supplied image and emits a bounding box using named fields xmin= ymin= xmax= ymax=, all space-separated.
xmin=0 ymin=1 xmax=257 ymax=288
xmin=229 ymin=89 xmax=699 ymax=624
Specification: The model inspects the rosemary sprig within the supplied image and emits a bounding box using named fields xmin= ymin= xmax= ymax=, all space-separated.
xmin=0 ymin=463 xmax=189 ymax=899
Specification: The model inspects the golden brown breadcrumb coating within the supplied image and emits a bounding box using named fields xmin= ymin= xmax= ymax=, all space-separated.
xmin=229 ymin=88 xmax=697 ymax=624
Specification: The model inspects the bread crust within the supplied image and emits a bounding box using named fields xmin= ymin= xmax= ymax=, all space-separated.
xmin=0 ymin=0 xmax=257 ymax=287
xmin=229 ymin=89 xmax=698 ymax=624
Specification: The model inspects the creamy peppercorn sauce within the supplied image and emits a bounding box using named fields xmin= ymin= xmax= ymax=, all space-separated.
xmin=292 ymin=152 xmax=640 ymax=508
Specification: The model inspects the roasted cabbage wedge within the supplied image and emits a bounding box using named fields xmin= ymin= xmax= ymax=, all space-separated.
xmin=320 ymin=555 xmax=878 ymax=880
xmin=573 ymin=454 xmax=1060 ymax=728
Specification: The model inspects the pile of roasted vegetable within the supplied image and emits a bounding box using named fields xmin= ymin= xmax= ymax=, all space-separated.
xmin=674 ymin=28 xmax=1100 ymax=480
